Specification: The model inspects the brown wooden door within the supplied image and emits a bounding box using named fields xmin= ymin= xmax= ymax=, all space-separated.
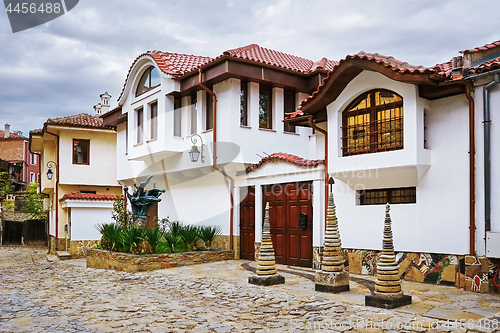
xmin=239 ymin=186 xmax=255 ymax=260
xmin=264 ymin=182 xmax=313 ymax=267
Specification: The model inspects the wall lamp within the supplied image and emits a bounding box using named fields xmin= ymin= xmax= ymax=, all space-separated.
xmin=46 ymin=161 xmax=57 ymax=180
xmin=189 ymin=133 xmax=205 ymax=163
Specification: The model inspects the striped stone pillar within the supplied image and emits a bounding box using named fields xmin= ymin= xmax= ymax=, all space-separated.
xmin=365 ymin=204 xmax=411 ymax=308
xmin=315 ymin=187 xmax=349 ymax=293
xmin=248 ymin=202 xmax=285 ymax=286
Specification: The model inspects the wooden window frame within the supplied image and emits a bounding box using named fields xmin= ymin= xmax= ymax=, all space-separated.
xmin=73 ymin=139 xmax=90 ymax=165
xmin=359 ymin=187 xmax=416 ymax=205
xmin=205 ymin=90 xmax=214 ymax=131
xmin=135 ymin=66 xmax=161 ymax=97
xmin=284 ymin=90 xmax=296 ymax=133
xmin=342 ymin=89 xmax=403 ymax=156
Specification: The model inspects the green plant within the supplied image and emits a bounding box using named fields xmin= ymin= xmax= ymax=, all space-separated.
xmin=0 ymin=172 xmax=11 ymax=199
xmin=198 ymin=225 xmax=222 ymax=250
xmin=122 ymin=225 xmax=146 ymax=253
xmin=22 ymin=182 xmax=46 ymax=221
xmin=167 ymin=221 xmax=183 ymax=238
xmin=179 ymin=225 xmax=200 ymax=251
xmin=1 ymin=199 xmax=15 ymax=211
xmin=112 ymin=196 xmax=133 ymax=229
xmin=145 ymin=228 xmax=163 ymax=253
xmin=96 ymin=223 xmax=123 ymax=252
xmin=163 ymin=233 xmax=183 ymax=253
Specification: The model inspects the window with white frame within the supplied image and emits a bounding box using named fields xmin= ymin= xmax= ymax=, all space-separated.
xmin=30 ymin=153 xmax=37 ymax=165
xmin=174 ymin=96 xmax=181 ymax=137
xmin=191 ymin=93 xmax=197 ymax=134
xmin=284 ymin=90 xmax=296 ymax=133
xmin=30 ymin=172 xmax=35 ymax=183
xmin=259 ymin=85 xmax=272 ymax=129
xmin=150 ymin=101 xmax=158 ymax=140
xmin=136 ymin=107 xmax=144 ymax=144
xmin=136 ymin=66 xmax=160 ymax=97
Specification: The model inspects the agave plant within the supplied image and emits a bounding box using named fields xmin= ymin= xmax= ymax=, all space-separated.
xmin=167 ymin=221 xmax=184 ymax=238
xmin=162 ymin=233 xmax=183 ymax=253
xmin=121 ymin=226 xmax=146 ymax=253
xmin=198 ymin=225 xmax=222 ymax=250
xmin=145 ymin=228 xmax=163 ymax=254
xmin=179 ymin=225 xmax=200 ymax=251
xmin=96 ymin=223 xmax=123 ymax=252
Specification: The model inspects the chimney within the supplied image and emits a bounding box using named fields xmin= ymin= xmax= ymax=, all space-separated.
xmin=93 ymin=103 xmax=102 ymax=116
xmin=4 ymin=123 xmax=10 ymax=138
xmin=451 ymin=56 xmax=463 ymax=78
xmin=100 ymin=92 xmax=111 ymax=115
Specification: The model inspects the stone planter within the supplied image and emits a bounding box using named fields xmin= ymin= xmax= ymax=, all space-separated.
xmin=86 ymin=249 xmax=234 ymax=273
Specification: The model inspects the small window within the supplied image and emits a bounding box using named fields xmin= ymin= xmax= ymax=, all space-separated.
xmin=136 ymin=107 xmax=144 ymax=144
xmin=150 ymin=101 xmax=158 ymax=140
xmin=240 ymin=81 xmax=248 ymax=126
xmin=359 ymin=187 xmax=416 ymax=205
xmin=259 ymin=86 xmax=272 ymax=129
xmin=30 ymin=153 xmax=37 ymax=165
xmin=342 ymin=89 xmax=403 ymax=156
xmin=73 ymin=139 xmax=89 ymax=165
xmin=206 ymin=90 xmax=214 ymax=130
xmin=174 ymin=97 xmax=181 ymax=137
xmin=136 ymin=66 xmax=160 ymax=96
xmin=30 ymin=172 xmax=35 ymax=183
xmin=284 ymin=90 xmax=296 ymax=133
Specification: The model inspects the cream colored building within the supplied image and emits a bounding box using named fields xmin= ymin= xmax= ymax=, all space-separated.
xmin=29 ymin=95 xmax=122 ymax=257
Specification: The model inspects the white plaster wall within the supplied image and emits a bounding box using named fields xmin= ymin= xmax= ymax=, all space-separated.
xmin=70 ymin=207 xmax=114 ymax=241
xmin=58 ymin=129 xmax=119 ymax=186
xmin=328 ymin=71 xmax=470 ymax=255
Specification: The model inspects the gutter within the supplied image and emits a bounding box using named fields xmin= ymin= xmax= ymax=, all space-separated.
xmin=198 ymin=69 xmax=234 ymax=251
xmin=307 ymin=115 xmax=329 ymax=231
xmin=45 ymin=129 xmax=60 ymax=252
xmin=482 ymin=74 xmax=500 ymax=233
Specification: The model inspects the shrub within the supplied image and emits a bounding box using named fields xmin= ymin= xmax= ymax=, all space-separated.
xmin=96 ymin=223 xmax=123 ymax=252
xmin=112 ymin=196 xmax=133 ymax=229
xmin=122 ymin=226 xmax=146 ymax=253
xmin=167 ymin=221 xmax=183 ymax=238
xmin=198 ymin=225 xmax=222 ymax=250
xmin=179 ymin=225 xmax=200 ymax=251
xmin=145 ymin=228 xmax=163 ymax=254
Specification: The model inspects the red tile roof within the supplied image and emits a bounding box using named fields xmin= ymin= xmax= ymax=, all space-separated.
xmin=60 ymin=192 xmax=118 ymax=202
xmin=245 ymin=153 xmax=324 ymax=174
xmin=461 ymin=40 xmax=500 ymax=54
xmin=29 ymin=128 xmax=43 ymax=135
xmin=46 ymin=113 xmax=114 ymax=130
xmin=220 ymin=44 xmax=337 ymax=74
xmin=147 ymin=50 xmax=214 ymax=77
xmin=0 ymin=130 xmax=26 ymax=139
xmin=471 ymin=57 xmax=500 ymax=74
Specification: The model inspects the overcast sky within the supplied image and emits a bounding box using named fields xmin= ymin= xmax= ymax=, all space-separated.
xmin=1 ymin=0 xmax=499 ymax=137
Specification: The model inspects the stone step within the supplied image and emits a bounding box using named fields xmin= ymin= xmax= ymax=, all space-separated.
xmin=56 ymin=251 xmax=71 ymax=260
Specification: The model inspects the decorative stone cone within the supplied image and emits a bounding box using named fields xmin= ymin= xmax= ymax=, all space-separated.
xmin=365 ymin=204 xmax=412 ymax=308
xmin=248 ymin=202 xmax=285 ymax=286
xmin=315 ymin=191 xmax=350 ymax=293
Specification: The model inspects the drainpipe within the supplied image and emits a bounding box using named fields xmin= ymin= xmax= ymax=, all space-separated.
xmin=465 ymin=83 xmax=476 ymax=256
xmin=483 ymin=74 xmax=500 ymax=234
xmin=45 ymin=130 xmax=60 ymax=252
xmin=307 ymin=115 xmax=328 ymax=231
xmin=198 ymin=69 xmax=234 ymax=251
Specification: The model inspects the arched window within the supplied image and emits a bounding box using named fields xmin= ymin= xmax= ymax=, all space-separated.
xmin=342 ymin=89 xmax=403 ymax=156
xmin=136 ymin=66 xmax=160 ymax=96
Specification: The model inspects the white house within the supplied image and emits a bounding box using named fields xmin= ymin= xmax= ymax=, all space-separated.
xmin=287 ymin=41 xmax=500 ymax=292
xmin=102 ymin=44 xmax=338 ymax=264
xmin=29 ymin=94 xmax=122 ymax=258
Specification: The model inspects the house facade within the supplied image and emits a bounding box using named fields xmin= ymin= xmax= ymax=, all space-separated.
xmin=102 ymin=44 xmax=337 ymax=262
xmin=29 ymin=99 xmax=122 ymax=257
xmin=0 ymin=124 xmax=39 ymax=192
xmin=287 ymin=41 xmax=500 ymax=292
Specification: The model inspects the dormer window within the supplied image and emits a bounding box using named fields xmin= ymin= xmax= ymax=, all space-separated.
xmin=136 ymin=66 xmax=160 ymax=96
xmin=342 ymin=89 xmax=403 ymax=156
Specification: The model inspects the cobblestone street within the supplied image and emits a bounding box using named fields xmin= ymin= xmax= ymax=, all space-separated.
xmin=1 ymin=246 xmax=500 ymax=332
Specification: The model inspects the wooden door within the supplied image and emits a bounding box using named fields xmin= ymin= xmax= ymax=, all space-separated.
xmin=264 ymin=182 xmax=313 ymax=267
xmin=239 ymin=186 xmax=255 ymax=260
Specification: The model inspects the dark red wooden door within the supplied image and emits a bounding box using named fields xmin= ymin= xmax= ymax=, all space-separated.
xmin=239 ymin=186 xmax=255 ymax=260
xmin=264 ymin=182 xmax=313 ymax=267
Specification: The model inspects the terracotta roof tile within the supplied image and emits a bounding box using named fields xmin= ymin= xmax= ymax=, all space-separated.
xmin=470 ymin=56 xmax=500 ymax=74
xmin=60 ymin=192 xmax=118 ymax=202
xmin=0 ymin=130 xmax=26 ymax=139
xmin=461 ymin=40 xmax=500 ymax=54
xmin=29 ymin=128 xmax=43 ymax=135
xmin=245 ymin=153 xmax=324 ymax=174
xmin=46 ymin=113 xmax=114 ymax=130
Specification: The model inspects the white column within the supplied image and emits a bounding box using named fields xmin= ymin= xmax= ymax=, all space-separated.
xmin=254 ymin=183 xmax=263 ymax=243
xmin=313 ymin=179 xmax=324 ymax=247
xmin=273 ymin=87 xmax=284 ymax=134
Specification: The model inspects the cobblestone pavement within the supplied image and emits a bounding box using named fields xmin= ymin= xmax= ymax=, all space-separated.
xmin=2 ymin=246 xmax=500 ymax=333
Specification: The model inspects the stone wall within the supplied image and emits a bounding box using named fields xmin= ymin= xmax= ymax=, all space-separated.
xmin=87 ymin=249 xmax=235 ymax=273
xmin=210 ymin=235 xmax=240 ymax=259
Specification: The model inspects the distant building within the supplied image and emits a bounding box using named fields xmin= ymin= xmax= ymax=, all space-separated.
xmin=0 ymin=124 xmax=39 ymax=192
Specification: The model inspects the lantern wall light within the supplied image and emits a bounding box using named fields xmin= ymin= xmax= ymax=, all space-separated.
xmin=189 ymin=134 xmax=205 ymax=163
